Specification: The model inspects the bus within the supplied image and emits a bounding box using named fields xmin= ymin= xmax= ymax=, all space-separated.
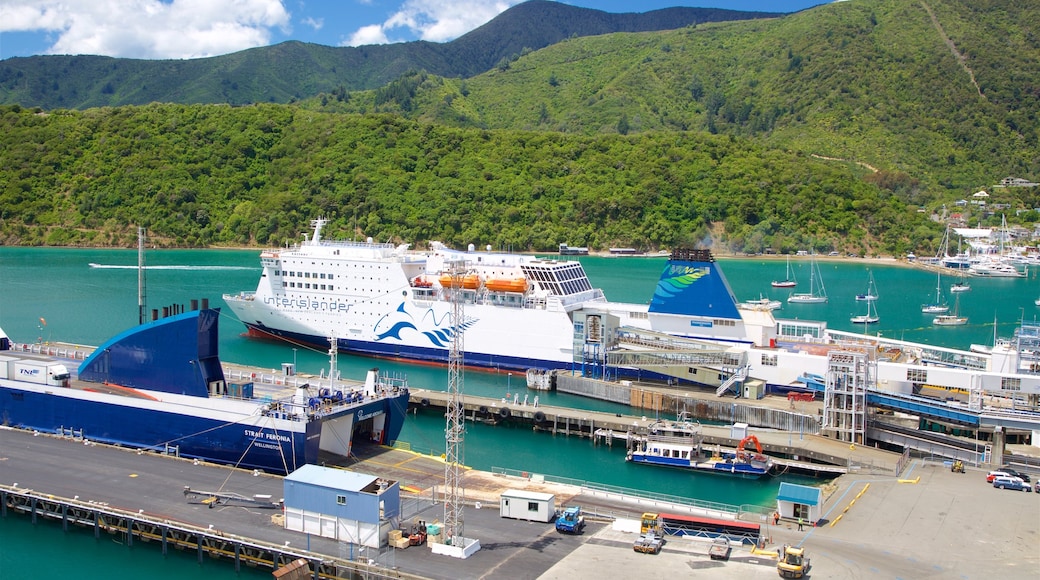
xmin=641 ymin=512 xmax=761 ymax=546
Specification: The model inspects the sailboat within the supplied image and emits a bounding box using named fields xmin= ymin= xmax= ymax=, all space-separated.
xmin=855 ymin=270 xmax=879 ymax=301
xmin=771 ymin=256 xmax=797 ymax=288
xmin=787 ymin=253 xmax=827 ymax=303
xmin=950 ymin=281 xmax=972 ymax=293
xmin=850 ymin=295 xmax=879 ymax=324
xmin=921 ymin=270 xmax=949 ymax=314
xmin=934 ymin=293 xmax=967 ymax=326
xmin=741 ymin=294 xmax=782 ymax=311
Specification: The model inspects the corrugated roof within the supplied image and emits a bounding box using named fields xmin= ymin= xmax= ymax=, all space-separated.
xmin=777 ymin=482 xmax=821 ymax=506
xmin=286 ymin=464 xmax=376 ymax=492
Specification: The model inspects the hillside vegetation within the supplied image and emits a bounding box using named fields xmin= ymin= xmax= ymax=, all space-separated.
xmin=0 ymin=0 xmax=1037 ymax=254
xmin=321 ymin=0 xmax=1039 ymax=197
xmin=0 ymin=103 xmax=927 ymax=255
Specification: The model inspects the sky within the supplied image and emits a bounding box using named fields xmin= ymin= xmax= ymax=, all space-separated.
xmin=0 ymin=1 xmax=827 ymax=61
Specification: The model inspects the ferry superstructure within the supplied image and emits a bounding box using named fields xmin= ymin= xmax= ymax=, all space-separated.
xmin=0 ymin=307 xmax=410 ymax=475
xmin=224 ymin=219 xmax=606 ymax=370
xmin=226 ymin=221 xmax=1040 ymax=407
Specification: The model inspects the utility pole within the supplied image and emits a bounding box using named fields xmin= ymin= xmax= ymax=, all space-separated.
xmin=138 ymin=227 xmax=147 ymax=325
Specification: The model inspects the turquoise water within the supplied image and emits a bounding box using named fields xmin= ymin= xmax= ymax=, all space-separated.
xmin=0 ymin=515 xmax=269 ymax=579
xmin=3 ymin=248 xmax=1040 ymax=574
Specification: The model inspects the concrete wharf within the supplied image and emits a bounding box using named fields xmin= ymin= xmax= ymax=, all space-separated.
xmin=4 ymin=423 xmax=1038 ymax=580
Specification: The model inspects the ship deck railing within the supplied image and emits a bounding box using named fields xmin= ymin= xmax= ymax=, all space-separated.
xmin=10 ymin=342 xmax=94 ymax=361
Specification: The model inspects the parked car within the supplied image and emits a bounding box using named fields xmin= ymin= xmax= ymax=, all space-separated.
xmin=986 ymin=470 xmax=1022 ymax=483
xmin=997 ymin=467 xmax=1031 ymax=483
xmin=1035 ymin=481 xmax=1040 ymax=494
xmin=992 ymin=476 xmax=1031 ymax=492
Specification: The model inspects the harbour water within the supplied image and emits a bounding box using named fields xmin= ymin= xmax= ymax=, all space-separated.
xmin=3 ymin=247 xmax=1040 ymax=577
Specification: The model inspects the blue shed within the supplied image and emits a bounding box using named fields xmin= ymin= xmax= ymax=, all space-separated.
xmin=775 ymin=482 xmax=822 ymax=525
xmin=283 ymin=464 xmax=400 ymax=548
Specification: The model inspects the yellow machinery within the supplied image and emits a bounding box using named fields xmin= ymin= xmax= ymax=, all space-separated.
xmin=640 ymin=512 xmax=662 ymax=534
xmin=777 ymin=545 xmax=808 ymax=578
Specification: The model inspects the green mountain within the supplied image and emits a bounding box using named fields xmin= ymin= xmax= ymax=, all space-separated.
xmin=324 ymin=0 xmax=1040 ymax=197
xmin=0 ymin=1 xmax=779 ymax=109
xmin=0 ymin=100 xmax=935 ymax=256
xmin=0 ymin=0 xmax=1036 ymax=255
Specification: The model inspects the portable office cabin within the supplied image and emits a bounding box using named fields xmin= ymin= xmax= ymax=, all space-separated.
xmin=775 ymin=482 xmax=822 ymax=525
xmin=499 ymin=489 xmax=555 ymax=523
xmin=283 ymin=464 xmax=400 ymax=548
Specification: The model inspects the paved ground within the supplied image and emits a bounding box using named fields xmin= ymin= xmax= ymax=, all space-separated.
xmin=2 ymin=427 xmax=1037 ymax=579
xmin=540 ymin=461 xmax=1040 ymax=579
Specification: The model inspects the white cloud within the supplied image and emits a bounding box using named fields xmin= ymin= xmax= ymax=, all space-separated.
xmin=346 ymin=24 xmax=390 ymax=47
xmin=0 ymin=0 xmax=292 ymax=59
xmin=302 ymin=16 xmax=324 ymax=31
xmin=343 ymin=0 xmax=520 ymax=47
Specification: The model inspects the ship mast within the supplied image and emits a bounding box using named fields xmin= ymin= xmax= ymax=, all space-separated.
xmin=138 ymin=226 xmax=147 ymax=325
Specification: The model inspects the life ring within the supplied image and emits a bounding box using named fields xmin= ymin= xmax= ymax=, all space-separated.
xmin=534 ymin=411 xmax=546 ymax=422
xmin=498 ymin=407 xmax=511 ymax=419
xmin=420 ymin=398 xmax=430 ymax=408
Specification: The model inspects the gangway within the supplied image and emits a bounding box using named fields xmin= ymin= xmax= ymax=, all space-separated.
xmin=183 ymin=486 xmax=281 ymax=509
xmin=716 ymin=365 xmax=749 ymax=396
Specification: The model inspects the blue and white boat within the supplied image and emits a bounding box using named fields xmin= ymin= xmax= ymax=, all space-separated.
xmin=626 ymin=415 xmax=771 ymax=478
xmin=0 ymin=306 xmax=410 ymax=474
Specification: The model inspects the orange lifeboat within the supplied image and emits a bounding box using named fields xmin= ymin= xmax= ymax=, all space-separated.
xmin=485 ymin=277 xmax=529 ymax=293
xmin=438 ymin=273 xmax=482 ymax=289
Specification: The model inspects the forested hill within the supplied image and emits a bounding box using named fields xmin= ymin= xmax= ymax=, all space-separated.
xmin=0 ymin=1 xmax=780 ymax=109
xmin=0 ymin=104 xmax=926 ymax=255
xmin=319 ymin=0 xmax=1040 ymax=197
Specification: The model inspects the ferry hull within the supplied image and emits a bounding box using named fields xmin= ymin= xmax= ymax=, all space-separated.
xmin=628 ymin=453 xmax=769 ymax=478
xmin=0 ymin=308 xmax=410 ymax=475
xmin=244 ymin=322 xmax=571 ymax=372
xmin=0 ymin=378 xmax=407 ymax=475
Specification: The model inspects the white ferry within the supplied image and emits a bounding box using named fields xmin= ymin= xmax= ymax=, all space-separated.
xmin=225 ymin=219 xmax=1040 ymax=407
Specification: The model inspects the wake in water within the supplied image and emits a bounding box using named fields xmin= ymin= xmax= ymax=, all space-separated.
xmin=88 ymin=263 xmax=255 ymax=271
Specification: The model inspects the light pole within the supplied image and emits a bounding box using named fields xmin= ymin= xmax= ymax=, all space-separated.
xmin=507 ymin=372 xmax=512 ymax=394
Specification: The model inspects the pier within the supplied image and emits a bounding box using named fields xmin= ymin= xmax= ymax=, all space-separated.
xmin=406 ymin=390 xmax=900 ymax=475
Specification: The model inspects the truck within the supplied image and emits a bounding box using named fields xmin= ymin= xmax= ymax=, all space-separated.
xmin=709 ymin=537 xmax=731 ymax=561
xmin=0 ymin=356 xmax=70 ymax=387
xmin=777 ymin=545 xmax=809 ymax=578
xmin=555 ymin=506 xmax=585 ymax=534
xmin=633 ymin=530 xmax=663 ymax=554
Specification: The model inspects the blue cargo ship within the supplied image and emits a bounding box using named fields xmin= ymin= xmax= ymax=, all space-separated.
xmin=0 ymin=307 xmax=410 ymax=474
